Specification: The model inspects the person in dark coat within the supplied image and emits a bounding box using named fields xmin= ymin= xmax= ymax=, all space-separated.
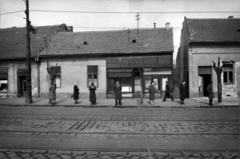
xmin=73 ymin=82 xmax=79 ymax=104
xmin=49 ymin=84 xmax=57 ymax=106
xmin=179 ymin=80 xmax=186 ymax=105
xmin=163 ymin=81 xmax=174 ymax=102
xmin=114 ymin=81 xmax=122 ymax=107
xmin=207 ymin=82 xmax=214 ymax=106
xmin=89 ymin=82 xmax=97 ymax=105
xmin=148 ymin=81 xmax=156 ymax=105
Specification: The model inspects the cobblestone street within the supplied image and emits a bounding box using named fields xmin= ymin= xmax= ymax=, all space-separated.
xmin=0 ymin=106 xmax=239 ymax=159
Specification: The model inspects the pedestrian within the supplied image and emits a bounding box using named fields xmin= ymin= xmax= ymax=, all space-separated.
xmin=114 ymin=81 xmax=122 ymax=107
xmin=163 ymin=81 xmax=174 ymax=102
xmin=73 ymin=82 xmax=79 ymax=104
xmin=89 ymin=82 xmax=97 ymax=105
xmin=49 ymin=84 xmax=57 ymax=106
xmin=148 ymin=81 xmax=156 ymax=105
xmin=207 ymin=82 xmax=214 ymax=106
xmin=179 ymin=80 xmax=186 ymax=105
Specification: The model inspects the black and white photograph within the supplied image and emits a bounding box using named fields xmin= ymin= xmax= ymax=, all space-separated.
xmin=0 ymin=0 xmax=239 ymax=158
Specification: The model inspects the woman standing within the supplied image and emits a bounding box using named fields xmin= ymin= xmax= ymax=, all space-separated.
xmin=73 ymin=82 xmax=79 ymax=104
xmin=49 ymin=84 xmax=57 ymax=106
xmin=148 ymin=81 xmax=156 ymax=105
xmin=179 ymin=80 xmax=186 ymax=105
xmin=89 ymin=83 xmax=97 ymax=105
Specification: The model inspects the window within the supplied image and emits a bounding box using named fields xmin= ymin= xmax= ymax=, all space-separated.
xmin=53 ymin=66 xmax=61 ymax=88
xmin=223 ymin=63 xmax=234 ymax=84
xmin=88 ymin=65 xmax=98 ymax=87
xmin=0 ymin=72 xmax=8 ymax=93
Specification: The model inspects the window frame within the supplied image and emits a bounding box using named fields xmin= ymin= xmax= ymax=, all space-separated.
xmin=87 ymin=65 xmax=98 ymax=88
xmin=223 ymin=63 xmax=234 ymax=85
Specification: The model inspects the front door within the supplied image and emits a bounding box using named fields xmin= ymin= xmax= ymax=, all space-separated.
xmin=18 ymin=75 xmax=27 ymax=97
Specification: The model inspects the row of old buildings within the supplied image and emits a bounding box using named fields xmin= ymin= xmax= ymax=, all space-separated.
xmin=0 ymin=17 xmax=239 ymax=99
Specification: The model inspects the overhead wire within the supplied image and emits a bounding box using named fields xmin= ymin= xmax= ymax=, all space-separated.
xmin=29 ymin=10 xmax=240 ymax=14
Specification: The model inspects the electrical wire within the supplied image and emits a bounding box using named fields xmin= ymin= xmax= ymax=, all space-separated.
xmin=29 ymin=10 xmax=240 ymax=14
xmin=0 ymin=10 xmax=24 ymax=15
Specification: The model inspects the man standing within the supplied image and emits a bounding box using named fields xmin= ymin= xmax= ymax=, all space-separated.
xmin=179 ymin=80 xmax=186 ymax=105
xmin=114 ymin=81 xmax=122 ymax=107
xmin=163 ymin=81 xmax=174 ymax=102
xmin=207 ymin=82 xmax=214 ymax=106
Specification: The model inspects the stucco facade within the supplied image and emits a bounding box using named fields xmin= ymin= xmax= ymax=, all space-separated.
xmin=0 ymin=61 xmax=39 ymax=97
xmin=40 ymin=58 xmax=107 ymax=98
xmin=177 ymin=17 xmax=240 ymax=98
xmin=189 ymin=46 xmax=240 ymax=98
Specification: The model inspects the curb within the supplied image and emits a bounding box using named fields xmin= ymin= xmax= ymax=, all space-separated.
xmin=0 ymin=104 xmax=239 ymax=108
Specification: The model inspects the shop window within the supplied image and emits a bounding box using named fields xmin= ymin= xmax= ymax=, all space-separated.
xmin=53 ymin=66 xmax=61 ymax=88
xmin=144 ymin=76 xmax=159 ymax=92
xmin=134 ymin=78 xmax=141 ymax=91
xmin=0 ymin=73 xmax=8 ymax=93
xmin=88 ymin=65 xmax=98 ymax=87
xmin=223 ymin=63 xmax=234 ymax=84
xmin=108 ymin=78 xmax=132 ymax=93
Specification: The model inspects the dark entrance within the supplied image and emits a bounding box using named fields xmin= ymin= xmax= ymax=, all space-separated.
xmin=17 ymin=69 xmax=27 ymax=97
xmin=198 ymin=66 xmax=212 ymax=97
xmin=199 ymin=74 xmax=212 ymax=97
xmin=18 ymin=75 xmax=27 ymax=97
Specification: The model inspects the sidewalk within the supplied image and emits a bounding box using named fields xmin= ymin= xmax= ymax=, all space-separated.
xmin=0 ymin=96 xmax=239 ymax=107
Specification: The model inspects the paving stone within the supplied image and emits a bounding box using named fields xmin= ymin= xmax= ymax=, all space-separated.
xmin=61 ymin=155 xmax=72 ymax=159
xmin=153 ymin=152 xmax=168 ymax=156
xmin=100 ymin=155 xmax=112 ymax=159
xmin=47 ymin=150 xmax=58 ymax=154
xmin=34 ymin=150 xmax=47 ymax=153
xmin=182 ymin=152 xmax=192 ymax=156
xmin=75 ymin=156 xmax=85 ymax=159
xmin=168 ymin=152 xmax=182 ymax=157
xmin=20 ymin=150 xmax=33 ymax=153
xmin=192 ymin=152 xmax=202 ymax=157
xmin=57 ymin=150 xmax=72 ymax=155
xmin=211 ymin=152 xmax=221 ymax=156
xmin=201 ymin=152 xmax=211 ymax=157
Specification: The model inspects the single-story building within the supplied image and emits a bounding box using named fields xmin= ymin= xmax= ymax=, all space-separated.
xmin=0 ymin=24 xmax=71 ymax=98
xmin=39 ymin=25 xmax=174 ymax=98
xmin=177 ymin=17 xmax=240 ymax=98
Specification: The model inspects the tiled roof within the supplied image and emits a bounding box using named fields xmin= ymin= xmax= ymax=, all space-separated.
xmin=40 ymin=28 xmax=174 ymax=56
xmin=0 ymin=24 xmax=68 ymax=59
xmin=186 ymin=18 xmax=240 ymax=42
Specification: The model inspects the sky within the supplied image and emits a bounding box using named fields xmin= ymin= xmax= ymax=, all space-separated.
xmin=1 ymin=0 xmax=240 ymax=62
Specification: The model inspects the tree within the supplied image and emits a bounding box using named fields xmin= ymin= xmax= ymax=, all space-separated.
xmin=212 ymin=57 xmax=223 ymax=103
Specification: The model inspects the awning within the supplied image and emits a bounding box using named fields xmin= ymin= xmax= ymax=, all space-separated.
xmin=143 ymin=71 xmax=171 ymax=75
xmin=108 ymin=72 xmax=132 ymax=78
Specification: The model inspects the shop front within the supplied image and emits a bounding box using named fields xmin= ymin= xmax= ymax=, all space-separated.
xmin=106 ymin=55 xmax=173 ymax=98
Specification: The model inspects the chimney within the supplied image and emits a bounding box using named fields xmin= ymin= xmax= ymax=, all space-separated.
xmin=228 ymin=16 xmax=233 ymax=19
xmin=165 ymin=22 xmax=170 ymax=29
xmin=67 ymin=26 xmax=73 ymax=32
xmin=154 ymin=23 xmax=156 ymax=29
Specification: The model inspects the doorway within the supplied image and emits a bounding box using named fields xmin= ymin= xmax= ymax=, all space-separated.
xmin=198 ymin=66 xmax=212 ymax=97
xmin=198 ymin=74 xmax=212 ymax=97
xmin=18 ymin=75 xmax=27 ymax=97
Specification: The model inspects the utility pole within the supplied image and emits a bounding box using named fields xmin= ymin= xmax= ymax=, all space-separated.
xmin=136 ymin=12 xmax=140 ymax=37
xmin=25 ymin=0 xmax=33 ymax=104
